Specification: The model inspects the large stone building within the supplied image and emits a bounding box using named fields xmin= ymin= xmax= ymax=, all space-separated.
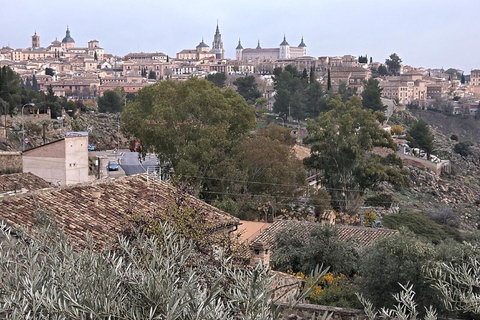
xmin=10 ymin=27 xmax=104 ymax=62
xmin=235 ymin=36 xmax=307 ymax=62
xmin=176 ymin=23 xmax=225 ymax=61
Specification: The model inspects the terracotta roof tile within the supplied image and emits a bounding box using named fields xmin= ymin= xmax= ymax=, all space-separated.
xmin=0 ymin=172 xmax=51 ymax=196
xmin=250 ymin=220 xmax=397 ymax=249
xmin=0 ymin=174 xmax=239 ymax=248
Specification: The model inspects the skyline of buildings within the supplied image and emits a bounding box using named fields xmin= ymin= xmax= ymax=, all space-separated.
xmin=2 ymin=0 xmax=478 ymax=74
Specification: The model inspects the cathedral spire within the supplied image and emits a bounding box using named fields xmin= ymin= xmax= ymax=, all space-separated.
xmin=256 ymin=39 xmax=261 ymax=49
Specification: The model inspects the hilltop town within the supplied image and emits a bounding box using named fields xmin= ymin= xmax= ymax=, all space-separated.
xmin=1 ymin=23 xmax=480 ymax=319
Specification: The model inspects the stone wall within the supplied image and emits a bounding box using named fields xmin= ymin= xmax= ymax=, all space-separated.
xmin=278 ymin=303 xmax=365 ymax=320
xmin=0 ymin=151 xmax=22 ymax=174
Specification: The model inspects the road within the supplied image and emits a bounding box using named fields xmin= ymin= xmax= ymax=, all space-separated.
xmin=120 ymin=151 xmax=158 ymax=175
xmin=89 ymin=149 xmax=158 ymax=178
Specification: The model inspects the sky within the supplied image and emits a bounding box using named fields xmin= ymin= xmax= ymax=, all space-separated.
xmin=1 ymin=0 xmax=479 ymax=73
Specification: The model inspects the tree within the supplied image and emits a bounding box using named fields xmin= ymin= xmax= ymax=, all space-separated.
xmin=272 ymin=65 xmax=309 ymax=119
xmin=385 ymin=53 xmax=402 ymax=75
xmin=272 ymin=223 xmax=358 ymax=276
xmin=206 ymin=73 xmax=227 ymax=88
xmin=31 ymin=74 xmax=38 ymax=92
xmin=327 ymin=69 xmax=331 ymax=90
xmin=121 ymin=78 xmax=256 ymax=196
xmin=98 ymin=89 xmax=124 ymax=113
xmin=304 ymin=95 xmax=408 ymax=214
xmin=362 ymin=78 xmax=386 ymax=112
xmin=232 ymin=125 xmax=306 ymax=219
xmin=426 ymin=243 xmax=480 ymax=315
xmin=406 ymin=119 xmax=434 ymax=156
xmin=148 ymin=70 xmax=156 ymax=80
xmin=233 ymin=75 xmax=260 ymax=104
xmin=390 ymin=125 xmax=403 ymax=135
xmin=454 ymin=141 xmax=473 ymax=159
xmin=45 ymin=67 xmax=54 ymax=76
xmin=0 ymin=219 xmax=325 ymax=319
xmin=461 ymin=73 xmax=465 ymax=84
xmin=358 ymin=230 xmax=444 ymax=313
xmin=0 ymin=66 xmax=22 ymax=114
xmin=94 ymin=51 xmax=98 ymax=61
xmin=377 ymin=65 xmax=388 ymax=76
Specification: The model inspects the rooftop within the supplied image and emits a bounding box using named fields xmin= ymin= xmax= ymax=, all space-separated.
xmin=251 ymin=219 xmax=397 ymax=249
xmin=0 ymin=174 xmax=239 ymax=248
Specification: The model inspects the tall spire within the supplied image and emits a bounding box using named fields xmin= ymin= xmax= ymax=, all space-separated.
xmin=280 ymin=34 xmax=289 ymax=46
xmin=236 ymin=38 xmax=243 ymax=50
xmin=256 ymin=39 xmax=261 ymax=49
xmin=298 ymin=36 xmax=306 ymax=47
xmin=216 ymin=19 xmax=220 ymax=34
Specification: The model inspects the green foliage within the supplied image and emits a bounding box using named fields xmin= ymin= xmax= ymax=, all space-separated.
xmin=98 ymin=89 xmax=125 ymax=113
xmin=272 ymin=224 xmax=358 ymax=276
xmin=377 ymin=65 xmax=388 ymax=76
xmin=406 ymin=118 xmax=435 ymax=155
xmin=0 ymin=219 xmax=302 ymax=320
xmin=364 ymin=193 xmax=394 ymax=208
xmin=385 ymin=53 xmax=402 ymax=75
xmin=45 ymin=67 xmax=54 ymax=76
xmin=425 ymin=243 xmax=480 ymax=316
xmin=358 ymin=230 xmax=444 ymax=314
xmin=122 ymin=78 xmax=256 ymax=199
xmin=0 ymin=66 xmax=22 ymax=114
xmin=382 ymin=211 xmax=461 ymax=244
xmin=357 ymin=283 xmax=438 ymax=320
xmin=148 ymin=70 xmax=157 ymax=80
xmin=273 ymin=65 xmax=313 ymax=120
xmin=233 ymin=75 xmax=260 ymax=104
xmin=454 ymin=141 xmax=473 ymax=158
xmin=304 ymin=95 xmax=408 ymax=214
xmin=337 ymin=81 xmax=357 ymax=102
xmin=362 ymin=78 xmax=386 ymax=112
xmin=206 ymin=73 xmax=227 ymax=88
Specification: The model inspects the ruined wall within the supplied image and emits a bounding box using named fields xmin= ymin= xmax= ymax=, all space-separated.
xmin=0 ymin=151 xmax=22 ymax=174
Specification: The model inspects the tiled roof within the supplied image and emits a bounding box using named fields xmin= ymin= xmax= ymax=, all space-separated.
xmin=250 ymin=220 xmax=397 ymax=249
xmin=0 ymin=172 xmax=51 ymax=196
xmin=0 ymin=174 xmax=239 ymax=248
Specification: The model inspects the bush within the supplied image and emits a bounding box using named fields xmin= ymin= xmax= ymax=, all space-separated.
xmin=450 ymin=135 xmax=458 ymax=141
xmin=383 ymin=211 xmax=461 ymax=244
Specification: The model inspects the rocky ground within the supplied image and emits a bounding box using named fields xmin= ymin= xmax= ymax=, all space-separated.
xmin=390 ymin=108 xmax=480 ymax=232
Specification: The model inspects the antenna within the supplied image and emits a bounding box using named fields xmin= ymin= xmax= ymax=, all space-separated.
xmin=147 ymin=165 xmax=161 ymax=212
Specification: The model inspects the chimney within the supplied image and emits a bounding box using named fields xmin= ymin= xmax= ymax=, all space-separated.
xmin=92 ymin=190 xmax=101 ymax=206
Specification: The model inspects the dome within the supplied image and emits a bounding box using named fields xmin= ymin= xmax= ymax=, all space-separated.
xmin=62 ymin=27 xmax=75 ymax=43
xmin=196 ymin=38 xmax=209 ymax=48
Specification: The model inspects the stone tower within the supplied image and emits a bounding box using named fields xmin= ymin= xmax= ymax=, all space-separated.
xmin=211 ymin=21 xmax=225 ymax=59
xmin=279 ymin=35 xmax=290 ymax=59
xmin=31 ymin=31 xmax=40 ymax=49
xmin=235 ymin=38 xmax=243 ymax=61
xmin=298 ymin=36 xmax=307 ymax=56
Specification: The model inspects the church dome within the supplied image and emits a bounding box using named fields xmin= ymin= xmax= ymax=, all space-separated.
xmin=196 ymin=38 xmax=209 ymax=48
xmin=62 ymin=27 xmax=75 ymax=43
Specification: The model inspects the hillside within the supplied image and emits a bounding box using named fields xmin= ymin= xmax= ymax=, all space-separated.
xmin=390 ymin=108 xmax=480 ymax=232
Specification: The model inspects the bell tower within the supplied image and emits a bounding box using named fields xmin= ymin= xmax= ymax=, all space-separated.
xmin=211 ymin=21 xmax=225 ymax=59
xmin=32 ymin=31 xmax=40 ymax=49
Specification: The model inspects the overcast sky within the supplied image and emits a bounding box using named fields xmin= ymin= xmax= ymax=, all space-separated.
xmin=1 ymin=0 xmax=478 ymax=73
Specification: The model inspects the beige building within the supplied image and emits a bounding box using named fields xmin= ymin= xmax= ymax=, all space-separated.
xmin=379 ymin=73 xmax=428 ymax=106
xmin=22 ymin=133 xmax=89 ymax=186
xmin=328 ymin=66 xmax=371 ymax=91
xmin=235 ymin=36 xmax=307 ymax=63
